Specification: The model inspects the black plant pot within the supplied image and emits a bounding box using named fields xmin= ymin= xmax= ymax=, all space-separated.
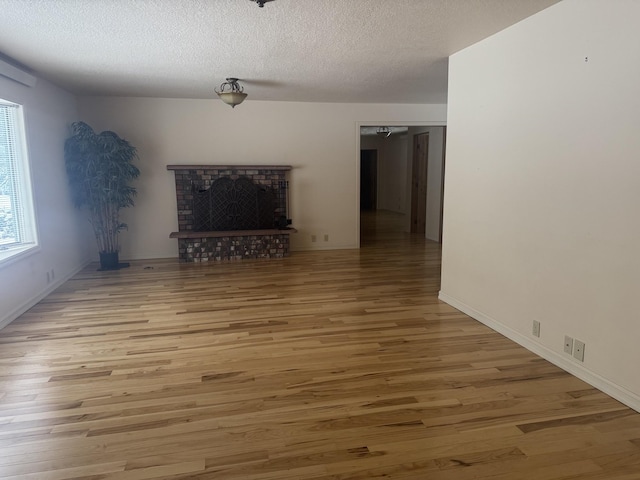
xmin=98 ymin=252 xmax=130 ymax=271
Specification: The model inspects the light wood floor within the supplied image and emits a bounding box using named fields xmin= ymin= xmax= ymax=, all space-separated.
xmin=2 ymin=210 xmax=640 ymax=479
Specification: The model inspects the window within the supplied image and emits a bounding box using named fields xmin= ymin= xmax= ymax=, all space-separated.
xmin=0 ymin=99 xmax=37 ymax=262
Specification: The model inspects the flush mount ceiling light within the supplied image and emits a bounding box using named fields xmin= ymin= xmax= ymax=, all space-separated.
xmin=376 ymin=126 xmax=392 ymax=138
xmin=215 ymin=77 xmax=247 ymax=108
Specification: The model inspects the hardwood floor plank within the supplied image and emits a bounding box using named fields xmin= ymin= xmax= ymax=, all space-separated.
xmin=1 ymin=211 xmax=639 ymax=479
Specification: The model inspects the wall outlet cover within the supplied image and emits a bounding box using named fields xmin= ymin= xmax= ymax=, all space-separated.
xmin=564 ymin=335 xmax=573 ymax=354
xmin=574 ymin=340 xmax=585 ymax=362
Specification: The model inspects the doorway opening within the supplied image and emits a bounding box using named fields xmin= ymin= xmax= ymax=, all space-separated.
xmin=358 ymin=125 xmax=446 ymax=246
xmin=360 ymin=150 xmax=377 ymax=212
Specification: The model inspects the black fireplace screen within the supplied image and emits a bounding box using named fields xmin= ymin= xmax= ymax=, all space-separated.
xmin=192 ymin=176 xmax=284 ymax=231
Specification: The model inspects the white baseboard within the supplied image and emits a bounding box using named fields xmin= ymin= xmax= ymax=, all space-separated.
xmin=0 ymin=259 xmax=91 ymax=331
xmin=438 ymin=291 xmax=640 ymax=413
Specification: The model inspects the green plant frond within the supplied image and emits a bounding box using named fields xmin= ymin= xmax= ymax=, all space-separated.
xmin=70 ymin=121 xmax=96 ymax=139
xmin=64 ymin=121 xmax=140 ymax=254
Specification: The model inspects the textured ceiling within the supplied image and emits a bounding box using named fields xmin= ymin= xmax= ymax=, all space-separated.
xmin=0 ymin=0 xmax=560 ymax=103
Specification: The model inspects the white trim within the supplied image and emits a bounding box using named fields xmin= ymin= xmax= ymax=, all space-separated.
xmin=0 ymin=243 xmax=40 ymax=267
xmin=0 ymin=58 xmax=37 ymax=88
xmin=0 ymin=101 xmax=40 ymax=257
xmin=0 ymin=259 xmax=91 ymax=331
xmin=358 ymin=121 xmax=448 ymax=128
xmin=438 ymin=290 xmax=640 ymax=413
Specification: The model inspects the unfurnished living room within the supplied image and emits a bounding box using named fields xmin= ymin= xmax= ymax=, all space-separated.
xmin=1 ymin=1 xmax=640 ymax=478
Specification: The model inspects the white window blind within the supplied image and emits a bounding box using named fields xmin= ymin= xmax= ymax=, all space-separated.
xmin=0 ymin=99 xmax=37 ymax=257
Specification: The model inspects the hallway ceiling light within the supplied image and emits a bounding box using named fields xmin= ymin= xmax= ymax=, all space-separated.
xmin=376 ymin=126 xmax=391 ymax=137
xmin=215 ymin=78 xmax=247 ymax=108
xmin=251 ymin=0 xmax=273 ymax=7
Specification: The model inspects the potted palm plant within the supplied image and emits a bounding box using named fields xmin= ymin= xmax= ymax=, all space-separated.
xmin=64 ymin=121 xmax=140 ymax=270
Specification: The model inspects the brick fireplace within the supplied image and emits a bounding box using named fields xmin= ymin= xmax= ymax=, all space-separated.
xmin=167 ymin=165 xmax=295 ymax=262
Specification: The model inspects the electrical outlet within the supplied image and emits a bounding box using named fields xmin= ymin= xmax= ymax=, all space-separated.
xmin=324 ymin=234 xmax=329 ymax=242
xmin=532 ymin=320 xmax=540 ymax=337
xmin=573 ymin=340 xmax=585 ymax=362
xmin=564 ymin=336 xmax=573 ymax=354
xmin=311 ymin=235 xmax=316 ymax=243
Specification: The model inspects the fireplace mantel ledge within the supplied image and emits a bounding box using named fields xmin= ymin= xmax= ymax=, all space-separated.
xmin=170 ymin=229 xmax=297 ymax=239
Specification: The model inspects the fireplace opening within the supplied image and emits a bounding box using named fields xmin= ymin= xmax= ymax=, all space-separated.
xmin=193 ymin=176 xmax=277 ymax=230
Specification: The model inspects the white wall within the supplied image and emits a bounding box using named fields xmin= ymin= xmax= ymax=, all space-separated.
xmin=0 ymin=75 xmax=93 ymax=329
xmin=78 ymin=98 xmax=446 ymax=259
xmin=440 ymin=0 xmax=640 ymax=409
